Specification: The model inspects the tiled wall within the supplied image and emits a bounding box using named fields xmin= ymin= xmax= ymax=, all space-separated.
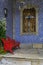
xmin=13 ymin=0 xmax=43 ymax=43
xmin=0 ymin=0 xmax=43 ymax=43
xmin=0 ymin=0 xmax=13 ymax=38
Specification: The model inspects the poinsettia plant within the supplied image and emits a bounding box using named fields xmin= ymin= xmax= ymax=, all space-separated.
xmin=0 ymin=18 xmax=6 ymax=48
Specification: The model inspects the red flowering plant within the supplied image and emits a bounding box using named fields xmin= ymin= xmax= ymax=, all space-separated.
xmin=0 ymin=18 xmax=6 ymax=54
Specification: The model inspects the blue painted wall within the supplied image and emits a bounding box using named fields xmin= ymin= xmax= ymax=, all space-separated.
xmin=14 ymin=0 xmax=43 ymax=43
xmin=0 ymin=0 xmax=43 ymax=43
xmin=0 ymin=0 xmax=13 ymax=38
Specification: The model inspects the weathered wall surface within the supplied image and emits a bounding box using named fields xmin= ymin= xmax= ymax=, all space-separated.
xmin=0 ymin=0 xmax=13 ymax=38
xmin=0 ymin=0 xmax=43 ymax=43
xmin=13 ymin=0 xmax=43 ymax=43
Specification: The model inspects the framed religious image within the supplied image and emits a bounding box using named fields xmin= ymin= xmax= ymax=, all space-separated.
xmin=20 ymin=7 xmax=38 ymax=34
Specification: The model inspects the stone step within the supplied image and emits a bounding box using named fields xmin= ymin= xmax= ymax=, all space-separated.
xmin=0 ymin=57 xmax=43 ymax=65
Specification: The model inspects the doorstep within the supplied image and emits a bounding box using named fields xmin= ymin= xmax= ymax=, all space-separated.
xmin=0 ymin=44 xmax=43 ymax=60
